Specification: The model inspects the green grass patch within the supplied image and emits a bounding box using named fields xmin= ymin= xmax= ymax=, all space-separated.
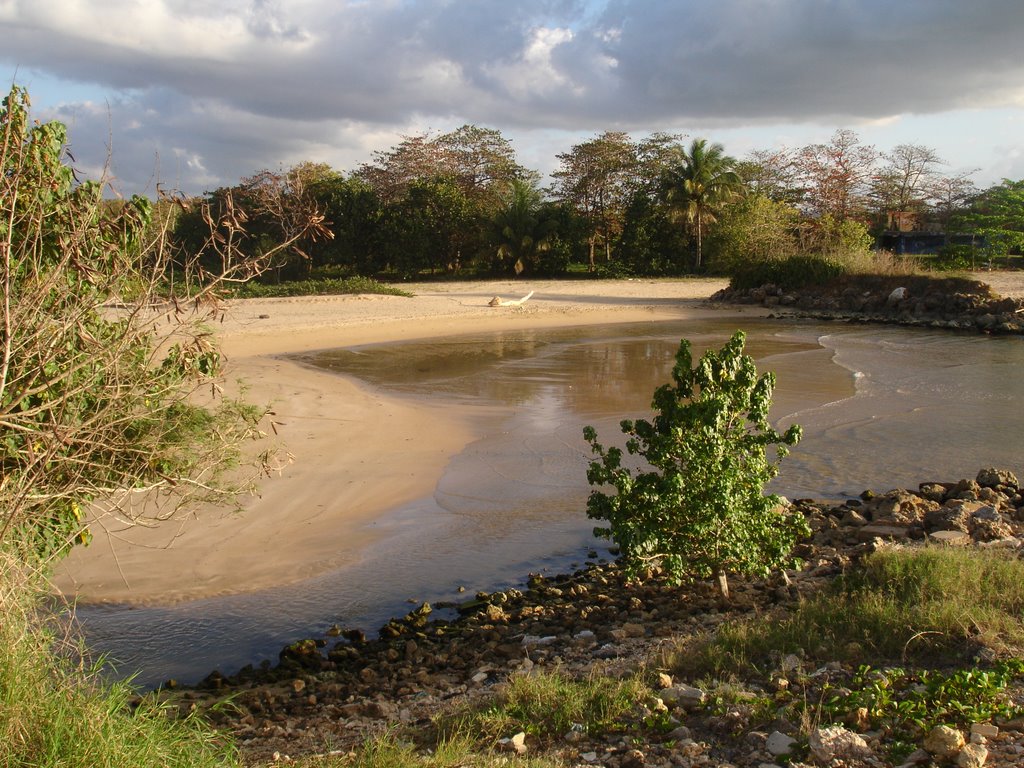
xmin=672 ymin=547 xmax=1024 ymax=679
xmin=292 ymin=732 xmax=568 ymax=768
xmin=232 ymin=275 xmax=412 ymax=299
xmin=0 ymin=555 xmax=238 ymax=768
xmin=439 ymin=669 xmax=649 ymax=746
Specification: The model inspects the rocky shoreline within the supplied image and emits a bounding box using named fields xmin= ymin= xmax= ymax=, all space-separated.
xmin=163 ymin=467 xmax=1024 ymax=767
xmin=711 ymin=274 xmax=1024 ymax=334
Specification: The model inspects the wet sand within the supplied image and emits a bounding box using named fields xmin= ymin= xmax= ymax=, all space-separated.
xmin=54 ymin=278 xmax=745 ymax=604
xmin=50 ymin=271 xmax=1024 ymax=605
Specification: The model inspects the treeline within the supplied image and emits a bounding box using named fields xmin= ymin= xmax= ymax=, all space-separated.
xmin=171 ymin=126 xmax=1024 ymax=282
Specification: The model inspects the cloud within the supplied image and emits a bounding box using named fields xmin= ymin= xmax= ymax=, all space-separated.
xmin=3 ymin=0 xmax=1023 ymax=193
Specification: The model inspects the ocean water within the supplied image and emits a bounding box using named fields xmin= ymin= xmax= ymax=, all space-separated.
xmin=72 ymin=318 xmax=1024 ymax=688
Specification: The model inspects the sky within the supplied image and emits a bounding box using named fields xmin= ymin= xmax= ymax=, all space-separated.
xmin=3 ymin=0 xmax=1024 ymax=198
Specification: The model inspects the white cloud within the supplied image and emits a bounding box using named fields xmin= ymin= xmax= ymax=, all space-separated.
xmin=3 ymin=0 xmax=1023 ymax=193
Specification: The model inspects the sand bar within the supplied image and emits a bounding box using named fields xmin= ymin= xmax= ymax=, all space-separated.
xmin=54 ymin=278 xmax=750 ymax=605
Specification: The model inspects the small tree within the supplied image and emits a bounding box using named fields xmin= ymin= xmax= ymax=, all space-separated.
xmin=583 ymin=331 xmax=808 ymax=600
xmin=0 ymin=86 xmax=320 ymax=562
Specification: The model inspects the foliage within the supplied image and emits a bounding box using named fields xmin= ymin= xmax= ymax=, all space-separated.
xmin=0 ymin=553 xmax=238 ymax=767
xmin=705 ymin=195 xmax=800 ymax=274
xmin=662 ymin=138 xmax=745 ymax=271
xmin=795 ymin=128 xmax=878 ymax=221
xmin=583 ymin=332 xmax=806 ymax=598
xmin=728 ymin=254 xmax=849 ymax=291
xmin=232 ymin=275 xmax=411 ymax=299
xmin=0 ymin=86 xmax=299 ymax=561
xmin=380 ymin=176 xmax=477 ymax=276
xmin=489 ymin=179 xmax=558 ymax=275
xmin=552 ymin=131 xmax=642 ymax=270
xmin=951 ymin=178 xmax=1024 ymax=264
xmin=821 ymin=662 xmax=1024 ymax=747
xmin=617 ymin=190 xmax=689 ymax=276
xmin=173 ymin=165 xmax=331 ymax=284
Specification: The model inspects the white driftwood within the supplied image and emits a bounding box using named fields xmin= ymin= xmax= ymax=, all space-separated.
xmin=488 ymin=290 xmax=534 ymax=307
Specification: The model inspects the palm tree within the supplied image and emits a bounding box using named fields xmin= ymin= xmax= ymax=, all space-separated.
xmin=663 ymin=138 xmax=744 ymax=270
xmin=491 ymin=179 xmax=557 ymax=275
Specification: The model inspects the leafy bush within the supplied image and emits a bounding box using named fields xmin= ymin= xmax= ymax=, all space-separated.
xmin=583 ymin=331 xmax=807 ymax=599
xmin=0 ymin=86 xmax=290 ymax=561
xmin=728 ymin=254 xmax=848 ymax=291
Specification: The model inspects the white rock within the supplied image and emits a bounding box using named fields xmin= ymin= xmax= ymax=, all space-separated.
xmin=659 ymin=684 xmax=706 ymax=709
xmin=809 ymin=726 xmax=873 ymax=763
xmin=765 ymin=731 xmax=796 ymax=756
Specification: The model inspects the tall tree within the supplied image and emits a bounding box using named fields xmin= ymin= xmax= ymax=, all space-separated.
xmin=736 ymin=148 xmax=802 ymax=204
xmin=356 ymin=125 xmax=526 ymax=216
xmin=662 ymin=138 xmax=744 ymax=270
xmin=489 ymin=179 xmax=557 ymax=276
xmin=951 ymin=179 xmax=1024 ymax=263
xmin=552 ymin=131 xmax=639 ymax=269
xmin=870 ymin=143 xmax=945 ymax=226
xmin=796 ymin=129 xmax=878 ymax=222
xmin=930 ymin=169 xmax=979 ymax=230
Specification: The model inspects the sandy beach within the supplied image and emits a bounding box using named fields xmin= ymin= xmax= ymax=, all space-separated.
xmin=54 ymin=278 xmax=742 ymax=605
xmin=50 ymin=272 xmax=1024 ymax=605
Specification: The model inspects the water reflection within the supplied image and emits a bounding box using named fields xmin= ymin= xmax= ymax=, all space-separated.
xmin=75 ymin=318 xmax=1023 ymax=688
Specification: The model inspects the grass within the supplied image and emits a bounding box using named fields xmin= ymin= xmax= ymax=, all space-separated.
xmin=671 ymin=547 xmax=1024 ymax=679
xmin=232 ymin=275 xmax=412 ymax=299
xmin=0 ymin=553 xmax=238 ymax=768
xmin=291 ymin=733 xmax=568 ymax=768
xmin=441 ymin=668 xmax=650 ymax=745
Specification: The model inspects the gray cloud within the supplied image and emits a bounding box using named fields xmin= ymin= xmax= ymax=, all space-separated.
xmin=3 ymin=0 xmax=1023 ymax=193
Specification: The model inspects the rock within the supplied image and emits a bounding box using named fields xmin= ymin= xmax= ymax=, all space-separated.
xmin=970 ymin=723 xmax=999 ymax=739
xmin=858 ymin=522 xmax=911 ymax=542
xmin=977 ymin=467 xmax=1019 ymax=490
xmin=498 ymin=732 xmax=527 ymax=754
xmin=766 ymin=730 xmax=796 ymax=756
xmin=621 ymin=748 xmax=645 ymax=768
xmin=924 ymin=725 xmax=965 ymax=758
xmin=809 ymin=726 xmax=873 ymax=763
xmin=919 ymin=482 xmax=950 ymax=502
xmin=659 ymin=684 xmax=706 ymax=709
xmin=952 ymin=479 xmax=983 ymax=501
xmin=957 ymin=742 xmax=988 ymax=768
xmin=667 ymin=725 xmax=692 ymax=741
xmin=925 ymin=500 xmax=979 ymax=532
xmin=929 ymin=530 xmax=972 ymax=546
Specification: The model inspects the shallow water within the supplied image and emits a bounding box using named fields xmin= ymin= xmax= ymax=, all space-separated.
xmin=73 ymin=318 xmax=1024 ymax=688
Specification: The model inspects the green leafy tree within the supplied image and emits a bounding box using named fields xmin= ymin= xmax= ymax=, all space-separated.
xmin=583 ymin=332 xmax=807 ymax=600
xmin=705 ymin=195 xmax=800 ymax=275
xmin=489 ymin=179 xmax=558 ymax=275
xmin=552 ymin=131 xmax=639 ymax=270
xmin=662 ymin=138 xmax=745 ymax=271
xmin=0 ymin=86 xmax=300 ymax=561
xmin=951 ymin=179 xmax=1024 ymax=265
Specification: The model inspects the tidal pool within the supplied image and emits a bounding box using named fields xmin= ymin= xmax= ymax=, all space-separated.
xmin=74 ymin=317 xmax=1024 ymax=687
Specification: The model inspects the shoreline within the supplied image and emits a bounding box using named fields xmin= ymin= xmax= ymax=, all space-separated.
xmin=53 ymin=278 xmax=742 ymax=606
xmin=50 ymin=272 xmax=1024 ymax=607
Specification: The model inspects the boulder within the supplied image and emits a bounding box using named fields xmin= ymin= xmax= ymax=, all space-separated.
xmin=808 ymin=726 xmax=873 ymax=763
xmin=924 ymin=725 xmax=965 ymax=758
xmin=977 ymin=467 xmax=1019 ymax=490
